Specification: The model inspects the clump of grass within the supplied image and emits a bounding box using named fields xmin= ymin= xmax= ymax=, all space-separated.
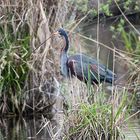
xmin=68 ymin=103 xmax=118 ymax=140
xmin=0 ymin=20 xmax=30 ymax=114
xmin=61 ymin=80 xmax=135 ymax=140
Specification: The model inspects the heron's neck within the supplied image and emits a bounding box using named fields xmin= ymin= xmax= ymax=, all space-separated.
xmin=63 ymin=34 xmax=69 ymax=51
xmin=60 ymin=51 xmax=69 ymax=77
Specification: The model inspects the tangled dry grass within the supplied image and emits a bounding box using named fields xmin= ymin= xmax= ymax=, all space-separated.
xmin=0 ymin=0 xmax=140 ymax=139
xmin=0 ymin=0 xmax=70 ymax=116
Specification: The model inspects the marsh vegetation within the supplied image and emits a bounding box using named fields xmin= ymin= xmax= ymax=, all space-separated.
xmin=0 ymin=0 xmax=140 ymax=139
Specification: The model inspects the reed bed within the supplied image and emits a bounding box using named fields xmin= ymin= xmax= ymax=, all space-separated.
xmin=0 ymin=0 xmax=140 ymax=139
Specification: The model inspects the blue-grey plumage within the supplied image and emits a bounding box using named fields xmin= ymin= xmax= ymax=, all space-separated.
xmin=57 ymin=28 xmax=117 ymax=85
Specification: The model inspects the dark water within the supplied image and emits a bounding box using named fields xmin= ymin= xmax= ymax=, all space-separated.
xmin=0 ymin=116 xmax=140 ymax=140
xmin=0 ymin=117 xmax=59 ymax=140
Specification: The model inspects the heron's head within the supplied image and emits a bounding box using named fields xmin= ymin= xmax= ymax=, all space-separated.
xmin=53 ymin=28 xmax=68 ymax=38
xmin=57 ymin=28 xmax=68 ymax=38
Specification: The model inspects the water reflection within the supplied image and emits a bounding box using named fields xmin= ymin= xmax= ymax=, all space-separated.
xmin=0 ymin=116 xmax=59 ymax=140
xmin=0 ymin=116 xmax=139 ymax=140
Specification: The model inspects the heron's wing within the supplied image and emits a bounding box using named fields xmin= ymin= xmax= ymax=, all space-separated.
xmin=68 ymin=54 xmax=116 ymax=83
xmin=67 ymin=58 xmax=104 ymax=82
xmin=89 ymin=62 xmax=117 ymax=83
